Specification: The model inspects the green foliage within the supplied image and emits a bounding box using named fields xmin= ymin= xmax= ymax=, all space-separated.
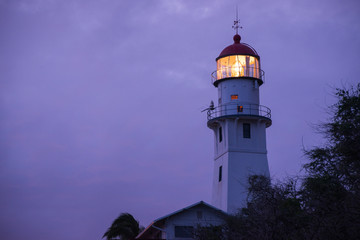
xmin=300 ymin=84 xmax=360 ymax=239
xmin=225 ymin=176 xmax=308 ymax=240
xmin=300 ymin=175 xmax=357 ymax=239
xmin=304 ymin=84 xmax=360 ymax=192
xmin=103 ymin=213 xmax=142 ymax=240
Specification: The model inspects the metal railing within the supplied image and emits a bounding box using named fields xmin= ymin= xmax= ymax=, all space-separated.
xmin=211 ymin=66 xmax=265 ymax=84
xmin=207 ymin=102 xmax=271 ymax=120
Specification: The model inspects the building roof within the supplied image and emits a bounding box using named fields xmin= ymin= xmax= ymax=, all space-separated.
xmin=136 ymin=201 xmax=227 ymax=239
xmin=154 ymin=201 xmax=226 ymax=222
xmin=217 ymin=34 xmax=259 ymax=60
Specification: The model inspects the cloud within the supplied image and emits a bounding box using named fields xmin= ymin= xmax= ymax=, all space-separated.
xmin=1 ymin=0 xmax=360 ymax=239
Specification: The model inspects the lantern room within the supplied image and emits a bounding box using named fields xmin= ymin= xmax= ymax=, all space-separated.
xmin=212 ymin=34 xmax=264 ymax=87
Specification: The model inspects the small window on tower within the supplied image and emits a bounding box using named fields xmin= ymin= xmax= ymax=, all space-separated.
xmin=219 ymin=127 xmax=222 ymax=142
xmin=231 ymin=94 xmax=238 ymax=100
xmin=237 ymin=105 xmax=243 ymax=112
xmin=219 ymin=166 xmax=222 ymax=182
xmin=243 ymin=123 xmax=251 ymax=138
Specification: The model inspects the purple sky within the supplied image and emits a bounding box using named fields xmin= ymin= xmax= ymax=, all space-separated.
xmin=1 ymin=0 xmax=359 ymax=239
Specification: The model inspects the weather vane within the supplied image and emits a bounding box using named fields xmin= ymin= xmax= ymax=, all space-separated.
xmin=232 ymin=6 xmax=242 ymax=34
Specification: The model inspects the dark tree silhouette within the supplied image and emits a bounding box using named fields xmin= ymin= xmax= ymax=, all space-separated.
xmin=304 ymin=83 xmax=360 ymax=191
xmin=301 ymin=83 xmax=360 ymax=239
xmin=103 ymin=213 xmax=142 ymax=240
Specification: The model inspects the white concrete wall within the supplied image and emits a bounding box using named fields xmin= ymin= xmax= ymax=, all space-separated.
xmin=213 ymin=119 xmax=268 ymax=158
xmin=211 ymin=119 xmax=270 ymax=213
xmin=218 ymin=79 xmax=259 ymax=106
xmin=211 ymin=87 xmax=270 ymax=213
xmin=227 ymin=151 xmax=269 ymax=213
xmin=212 ymin=152 xmax=229 ymax=211
xmin=163 ymin=205 xmax=225 ymax=240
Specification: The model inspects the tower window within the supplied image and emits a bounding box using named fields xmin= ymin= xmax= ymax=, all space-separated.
xmin=237 ymin=105 xmax=243 ymax=112
xmin=243 ymin=123 xmax=251 ymax=138
xmin=219 ymin=127 xmax=222 ymax=142
xmin=219 ymin=166 xmax=222 ymax=182
xmin=231 ymin=94 xmax=238 ymax=100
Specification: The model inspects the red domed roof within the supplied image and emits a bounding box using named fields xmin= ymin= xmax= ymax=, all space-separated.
xmin=217 ymin=34 xmax=259 ymax=60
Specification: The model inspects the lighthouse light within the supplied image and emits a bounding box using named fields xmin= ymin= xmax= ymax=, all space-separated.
xmin=231 ymin=56 xmax=243 ymax=77
xmin=216 ymin=55 xmax=259 ymax=80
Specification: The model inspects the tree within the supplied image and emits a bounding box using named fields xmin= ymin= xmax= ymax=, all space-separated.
xmin=103 ymin=213 xmax=143 ymax=240
xmin=300 ymin=174 xmax=355 ymax=239
xmin=301 ymin=84 xmax=360 ymax=239
xmin=304 ymin=83 xmax=360 ymax=192
xmin=224 ymin=176 xmax=308 ymax=240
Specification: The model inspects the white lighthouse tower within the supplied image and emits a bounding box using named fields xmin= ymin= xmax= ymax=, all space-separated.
xmin=207 ymin=23 xmax=271 ymax=214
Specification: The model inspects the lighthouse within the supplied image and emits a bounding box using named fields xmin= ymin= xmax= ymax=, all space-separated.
xmin=137 ymin=21 xmax=273 ymax=240
xmin=207 ymin=23 xmax=272 ymax=214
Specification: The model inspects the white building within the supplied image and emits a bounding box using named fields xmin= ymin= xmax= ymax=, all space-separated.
xmin=136 ymin=201 xmax=226 ymax=240
xmin=137 ymin=28 xmax=271 ymax=239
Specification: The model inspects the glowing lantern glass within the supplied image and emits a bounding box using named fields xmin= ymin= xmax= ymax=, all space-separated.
xmin=216 ymin=55 xmax=259 ymax=80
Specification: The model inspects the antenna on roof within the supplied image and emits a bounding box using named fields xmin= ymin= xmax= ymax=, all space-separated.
xmin=232 ymin=6 xmax=242 ymax=35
